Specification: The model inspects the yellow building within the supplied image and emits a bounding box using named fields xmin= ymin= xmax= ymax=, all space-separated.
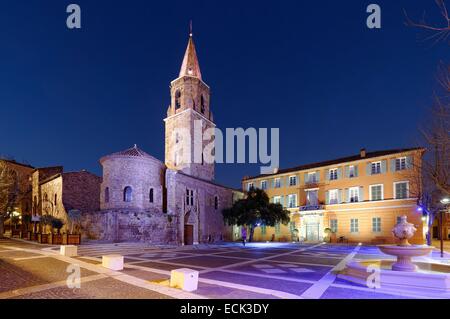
xmin=241 ymin=148 xmax=427 ymax=244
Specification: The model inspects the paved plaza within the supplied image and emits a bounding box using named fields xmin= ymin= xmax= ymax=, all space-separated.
xmin=1 ymin=238 xmax=449 ymax=299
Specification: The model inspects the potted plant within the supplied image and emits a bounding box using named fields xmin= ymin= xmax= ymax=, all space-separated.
xmin=64 ymin=210 xmax=81 ymax=245
xmin=50 ymin=218 xmax=64 ymax=245
xmin=38 ymin=214 xmax=53 ymax=244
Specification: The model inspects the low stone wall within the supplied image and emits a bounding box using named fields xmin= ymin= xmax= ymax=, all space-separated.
xmin=81 ymin=209 xmax=178 ymax=244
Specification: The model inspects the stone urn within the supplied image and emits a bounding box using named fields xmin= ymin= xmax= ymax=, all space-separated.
xmin=392 ymin=216 xmax=416 ymax=246
xmin=378 ymin=216 xmax=434 ymax=272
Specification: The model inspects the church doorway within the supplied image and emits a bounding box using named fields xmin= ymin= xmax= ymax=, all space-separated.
xmin=184 ymin=224 xmax=194 ymax=245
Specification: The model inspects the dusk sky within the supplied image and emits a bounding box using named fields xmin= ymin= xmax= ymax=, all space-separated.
xmin=1 ymin=0 xmax=447 ymax=188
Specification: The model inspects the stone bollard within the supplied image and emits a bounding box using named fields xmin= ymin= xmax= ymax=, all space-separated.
xmin=170 ymin=268 xmax=199 ymax=292
xmin=102 ymin=255 xmax=124 ymax=271
xmin=60 ymin=245 xmax=78 ymax=257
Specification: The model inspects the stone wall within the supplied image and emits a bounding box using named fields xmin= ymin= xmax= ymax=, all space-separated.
xmin=81 ymin=209 xmax=178 ymax=244
xmin=100 ymin=156 xmax=164 ymax=211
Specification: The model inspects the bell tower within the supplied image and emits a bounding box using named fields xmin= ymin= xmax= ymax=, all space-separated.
xmin=164 ymin=28 xmax=215 ymax=181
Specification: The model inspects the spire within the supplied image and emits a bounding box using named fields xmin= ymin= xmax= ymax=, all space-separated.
xmin=179 ymin=22 xmax=202 ymax=80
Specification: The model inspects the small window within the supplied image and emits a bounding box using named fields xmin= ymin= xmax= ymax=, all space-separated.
xmin=288 ymin=194 xmax=297 ymax=208
xmin=44 ymin=193 xmax=48 ymax=202
xmin=396 ymin=157 xmax=407 ymax=171
xmin=186 ymin=189 xmax=194 ymax=206
xmin=175 ymin=90 xmax=181 ymax=109
xmin=307 ymin=172 xmax=317 ymax=184
xmin=329 ymin=168 xmax=338 ymax=181
xmin=394 ymin=182 xmax=409 ymax=199
xmin=200 ymin=95 xmax=206 ymax=114
xmin=349 ymin=165 xmax=356 ymax=178
xmin=247 ymin=182 xmax=254 ymax=191
xmin=370 ymin=184 xmax=383 ymax=201
xmin=350 ymin=219 xmax=359 ymax=233
xmin=330 ymin=219 xmax=338 ymax=233
xmin=149 ymin=188 xmax=154 ymax=203
xmin=289 ymin=176 xmax=297 ymax=186
xmin=349 ymin=187 xmax=359 ymax=203
xmin=123 ymin=186 xmax=132 ymax=202
xmin=371 ymin=162 xmax=381 ymax=175
xmin=54 ymin=194 xmax=57 ymax=205
xmin=273 ymin=196 xmax=282 ymax=205
xmin=105 ymin=187 xmax=110 ymax=203
xmin=261 ymin=180 xmax=267 ymax=190
xmin=372 ymin=217 xmax=381 ymax=232
xmin=329 ymin=189 xmax=339 ymax=205
xmin=274 ymin=178 xmax=281 ymax=188
xmin=396 ymin=216 xmax=402 ymax=225
xmin=214 ymin=196 xmax=219 ymax=210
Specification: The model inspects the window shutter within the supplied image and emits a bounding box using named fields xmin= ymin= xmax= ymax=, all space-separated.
xmin=286 ymin=176 xmax=290 ymax=186
xmin=354 ymin=165 xmax=359 ymax=177
xmin=304 ymin=172 xmax=308 ymax=184
xmin=337 ymin=167 xmax=342 ymax=179
xmin=406 ymin=156 xmax=413 ymax=169
xmin=316 ymin=171 xmax=320 ymax=182
xmin=345 ymin=166 xmax=349 ymax=178
xmin=390 ymin=159 xmax=396 ymax=172
xmin=359 ymin=187 xmax=364 ymax=202
xmin=344 ymin=188 xmax=349 ymax=203
xmin=366 ymin=163 xmax=371 ymax=176
xmin=338 ymin=189 xmax=343 ymax=203
xmin=325 ymin=191 xmax=329 ymax=205
xmin=381 ymin=160 xmax=387 ymax=174
xmin=284 ymin=196 xmax=288 ymax=208
xmin=280 ymin=178 xmax=284 ymax=188
xmin=325 ymin=169 xmax=330 ymax=181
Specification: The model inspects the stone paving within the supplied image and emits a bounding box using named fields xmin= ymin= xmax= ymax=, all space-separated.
xmin=1 ymin=238 xmax=450 ymax=299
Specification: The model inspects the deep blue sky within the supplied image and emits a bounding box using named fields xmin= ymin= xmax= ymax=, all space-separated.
xmin=0 ymin=0 xmax=447 ymax=188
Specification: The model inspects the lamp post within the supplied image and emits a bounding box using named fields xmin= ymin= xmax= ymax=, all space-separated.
xmin=439 ymin=197 xmax=450 ymax=258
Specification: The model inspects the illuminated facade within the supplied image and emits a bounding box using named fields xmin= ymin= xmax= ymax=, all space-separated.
xmin=241 ymin=148 xmax=427 ymax=244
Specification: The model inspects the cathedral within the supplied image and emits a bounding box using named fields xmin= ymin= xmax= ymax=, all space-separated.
xmin=81 ymin=31 xmax=239 ymax=245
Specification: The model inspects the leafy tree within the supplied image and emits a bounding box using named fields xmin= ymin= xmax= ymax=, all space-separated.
xmin=222 ymin=188 xmax=290 ymax=242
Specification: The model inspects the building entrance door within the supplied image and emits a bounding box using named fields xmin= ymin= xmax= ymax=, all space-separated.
xmin=306 ymin=223 xmax=319 ymax=242
xmin=184 ymin=224 xmax=194 ymax=245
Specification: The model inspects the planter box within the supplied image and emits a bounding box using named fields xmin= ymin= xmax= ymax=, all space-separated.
xmin=50 ymin=234 xmax=63 ymax=245
xmin=63 ymin=234 xmax=81 ymax=245
xmin=11 ymin=229 xmax=21 ymax=238
xmin=37 ymin=233 xmax=49 ymax=244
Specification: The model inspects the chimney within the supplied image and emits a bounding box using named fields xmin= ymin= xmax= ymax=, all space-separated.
xmin=360 ymin=148 xmax=366 ymax=158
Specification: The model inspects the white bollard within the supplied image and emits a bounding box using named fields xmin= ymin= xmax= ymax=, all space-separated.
xmin=60 ymin=245 xmax=77 ymax=257
xmin=170 ymin=268 xmax=199 ymax=292
xmin=102 ymin=254 xmax=124 ymax=271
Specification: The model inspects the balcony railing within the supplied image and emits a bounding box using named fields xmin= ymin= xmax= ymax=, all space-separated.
xmin=300 ymin=204 xmax=325 ymax=211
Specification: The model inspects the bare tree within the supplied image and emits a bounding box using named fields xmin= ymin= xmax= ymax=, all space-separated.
xmin=404 ymin=1 xmax=450 ymax=243
xmin=0 ymin=161 xmax=19 ymax=238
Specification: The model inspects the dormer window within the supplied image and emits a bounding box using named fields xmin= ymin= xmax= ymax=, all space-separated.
xmin=175 ymin=90 xmax=181 ymax=109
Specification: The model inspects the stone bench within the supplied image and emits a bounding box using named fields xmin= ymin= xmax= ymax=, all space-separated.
xmin=170 ymin=268 xmax=199 ymax=292
xmin=102 ymin=254 xmax=124 ymax=271
xmin=60 ymin=245 xmax=77 ymax=257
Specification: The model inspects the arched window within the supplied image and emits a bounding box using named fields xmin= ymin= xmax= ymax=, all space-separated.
xmin=175 ymin=90 xmax=181 ymax=110
xmin=200 ymin=95 xmax=205 ymax=114
xmin=149 ymin=188 xmax=154 ymax=203
xmin=214 ymin=196 xmax=219 ymax=210
xmin=105 ymin=187 xmax=110 ymax=203
xmin=123 ymin=186 xmax=132 ymax=202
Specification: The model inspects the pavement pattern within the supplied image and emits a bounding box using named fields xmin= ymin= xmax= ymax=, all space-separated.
xmin=1 ymin=238 xmax=450 ymax=299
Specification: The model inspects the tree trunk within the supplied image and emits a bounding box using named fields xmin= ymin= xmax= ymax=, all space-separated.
xmin=0 ymin=215 xmax=4 ymax=239
xmin=249 ymin=225 xmax=255 ymax=243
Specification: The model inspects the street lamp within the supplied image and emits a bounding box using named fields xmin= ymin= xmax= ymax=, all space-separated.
xmin=438 ymin=197 xmax=450 ymax=258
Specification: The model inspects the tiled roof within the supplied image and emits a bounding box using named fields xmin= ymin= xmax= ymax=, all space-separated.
xmin=242 ymin=147 xmax=424 ymax=181
xmin=103 ymin=145 xmax=162 ymax=163
xmin=179 ymin=35 xmax=202 ymax=80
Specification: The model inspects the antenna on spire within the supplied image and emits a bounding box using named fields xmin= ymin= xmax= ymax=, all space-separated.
xmin=189 ymin=20 xmax=193 ymax=37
